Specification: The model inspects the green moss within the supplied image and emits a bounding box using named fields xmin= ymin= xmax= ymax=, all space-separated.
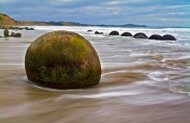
xmin=25 ymin=31 xmax=101 ymax=89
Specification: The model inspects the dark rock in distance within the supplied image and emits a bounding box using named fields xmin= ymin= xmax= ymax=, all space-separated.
xmin=109 ymin=31 xmax=119 ymax=36
xmin=24 ymin=27 xmax=34 ymax=30
xmin=87 ymin=30 xmax=93 ymax=32
xmin=13 ymin=33 xmax=22 ymax=37
xmin=17 ymin=27 xmax=24 ymax=30
xmin=149 ymin=34 xmax=162 ymax=40
xmin=4 ymin=29 xmax=9 ymax=37
xmin=25 ymin=31 xmax=101 ymax=89
xmin=4 ymin=26 xmax=24 ymax=30
xmin=25 ymin=27 xmax=30 ymax=30
xmin=95 ymin=31 xmax=103 ymax=34
xmin=121 ymin=32 xmax=133 ymax=37
xmin=161 ymin=34 xmax=176 ymax=40
xmin=133 ymin=33 xmax=148 ymax=39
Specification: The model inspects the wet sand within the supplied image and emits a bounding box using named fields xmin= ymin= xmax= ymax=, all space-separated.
xmin=0 ymin=27 xmax=190 ymax=123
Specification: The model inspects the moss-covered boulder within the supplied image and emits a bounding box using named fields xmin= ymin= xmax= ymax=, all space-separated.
xmin=25 ymin=31 xmax=101 ymax=89
xmin=4 ymin=29 xmax=9 ymax=37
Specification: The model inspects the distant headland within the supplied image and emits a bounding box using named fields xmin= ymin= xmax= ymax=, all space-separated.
xmin=0 ymin=13 xmax=147 ymax=27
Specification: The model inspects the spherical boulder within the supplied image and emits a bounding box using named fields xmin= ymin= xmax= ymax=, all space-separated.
xmin=133 ymin=33 xmax=148 ymax=39
xmin=14 ymin=33 xmax=22 ymax=37
xmin=161 ymin=34 xmax=176 ymax=40
xmin=148 ymin=34 xmax=162 ymax=40
xmin=121 ymin=32 xmax=133 ymax=37
xmin=4 ymin=29 xmax=9 ymax=37
xmin=109 ymin=31 xmax=119 ymax=36
xmin=25 ymin=31 xmax=101 ymax=89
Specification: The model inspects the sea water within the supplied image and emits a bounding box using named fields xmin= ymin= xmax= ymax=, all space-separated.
xmin=0 ymin=26 xmax=189 ymax=123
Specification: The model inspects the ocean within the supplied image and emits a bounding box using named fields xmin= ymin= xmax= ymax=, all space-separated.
xmin=0 ymin=26 xmax=190 ymax=123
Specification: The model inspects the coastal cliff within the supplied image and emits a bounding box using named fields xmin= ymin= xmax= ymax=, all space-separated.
xmin=0 ymin=13 xmax=147 ymax=27
xmin=0 ymin=13 xmax=16 ymax=25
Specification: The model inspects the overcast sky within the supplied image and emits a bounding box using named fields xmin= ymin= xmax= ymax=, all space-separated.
xmin=0 ymin=0 xmax=190 ymax=27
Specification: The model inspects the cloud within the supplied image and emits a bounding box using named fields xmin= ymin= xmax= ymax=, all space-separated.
xmin=0 ymin=0 xmax=17 ymax=3
xmin=48 ymin=0 xmax=80 ymax=5
xmin=0 ymin=0 xmax=8 ymax=3
xmin=103 ymin=0 xmax=152 ymax=5
xmin=0 ymin=0 xmax=190 ymax=26
xmin=166 ymin=4 xmax=190 ymax=9
xmin=55 ymin=0 xmax=78 ymax=2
